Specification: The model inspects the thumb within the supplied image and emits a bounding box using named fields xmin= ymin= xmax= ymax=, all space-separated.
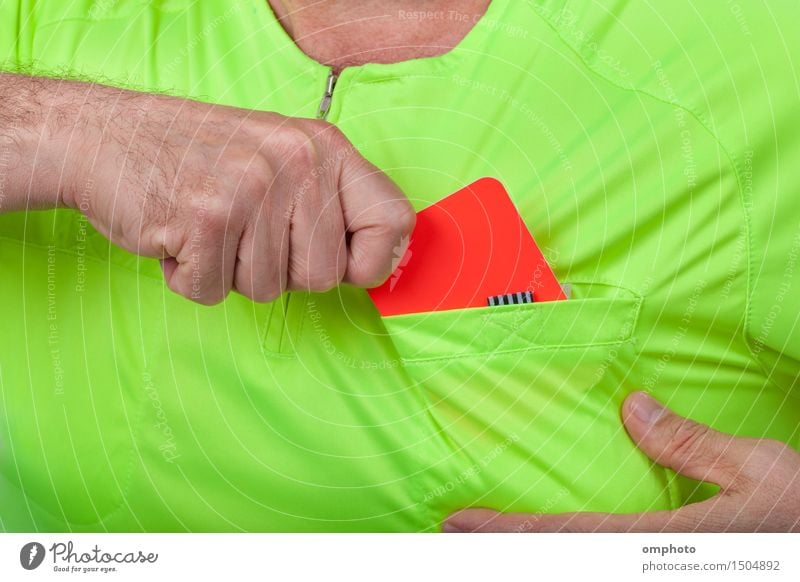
xmin=622 ymin=391 xmax=746 ymax=490
xmin=337 ymin=152 xmax=415 ymax=288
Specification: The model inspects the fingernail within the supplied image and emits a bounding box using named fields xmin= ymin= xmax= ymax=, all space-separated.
xmin=629 ymin=391 xmax=665 ymax=424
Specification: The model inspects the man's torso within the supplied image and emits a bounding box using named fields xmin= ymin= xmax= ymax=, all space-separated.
xmin=0 ymin=0 xmax=798 ymax=531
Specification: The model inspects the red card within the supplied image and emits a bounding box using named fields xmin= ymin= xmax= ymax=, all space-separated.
xmin=368 ymin=177 xmax=565 ymax=316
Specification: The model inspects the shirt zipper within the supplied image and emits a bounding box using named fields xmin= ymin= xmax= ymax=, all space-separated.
xmin=317 ymin=69 xmax=338 ymax=119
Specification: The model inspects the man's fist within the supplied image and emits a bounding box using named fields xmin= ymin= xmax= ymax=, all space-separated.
xmin=53 ymin=82 xmax=414 ymax=304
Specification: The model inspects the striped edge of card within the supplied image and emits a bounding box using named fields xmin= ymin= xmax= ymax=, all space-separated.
xmin=487 ymin=290 xmax=534 ymax=306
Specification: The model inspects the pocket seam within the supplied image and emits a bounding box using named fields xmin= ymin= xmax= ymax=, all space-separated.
xmin=400 ymin=331 xmax=640 ymax=365
xmin=392 ymin=284 xmax=643 ymax=365
xmin=79 ymin=294 xmax=163 ymax=528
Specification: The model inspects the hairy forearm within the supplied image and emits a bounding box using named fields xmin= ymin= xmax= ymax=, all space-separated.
xmin=0 ymin=70 xmax=414 ymax=304
xmin=0 ymin=72 xmax=117 ymax=213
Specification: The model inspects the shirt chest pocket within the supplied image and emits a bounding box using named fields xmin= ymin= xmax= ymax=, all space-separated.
xmin=382 ymin=282 xmax=676 ymax=514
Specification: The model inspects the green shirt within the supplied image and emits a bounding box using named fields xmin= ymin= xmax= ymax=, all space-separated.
xmin=1 ymin=0 xmax=798 ymax=531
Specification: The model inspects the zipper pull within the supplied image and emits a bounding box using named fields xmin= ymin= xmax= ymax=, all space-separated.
xmin=317 ymin=70 xmax=338 ymax=119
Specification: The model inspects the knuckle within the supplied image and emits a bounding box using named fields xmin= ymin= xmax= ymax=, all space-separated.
xmin=234 ymin=256 xmax=285 ymax=304
xmin=197 ymin=195 xmax=232 ymax=232
xmin=310 ymin=118 xmax=345 ymax=143
xmin=239 ymin=160 xmax=273 ymax=197
xmin=169 ymin=276 xmax=225 ymax=306
xmin=313 ymin=121 xmax=358 ymax=162
xmin=306 ymin=278 xmax=337 ymax=293
xmin=193 ymin=293 xmax=226 ymax=307
xmin=390 ymin=199 xmax=417 ymax=235
xmin=370 ymin=199 xmax=416 ymax=241
xmin=142 ymin=224 xmax=172 ymax=257
xmin=303 ymin=267 xmax=342 ymax=292
xmin=666 ymin=420 xmax=712 ymax=464
xmin=245 ymin=286 xmax=282 ymax=304
xmin=351 ymin=271 xmax=386 ymax=289
xmin=279 ymin=126 xmax=317 ymax=166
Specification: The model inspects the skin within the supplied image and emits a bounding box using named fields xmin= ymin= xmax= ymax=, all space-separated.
xmin=1 ymin=1 xmax=796 ymax=530
xmin=268 ymin=0 xmax=493 ymax=73
xmin=0 ymin=74 xmax=415 ymax=305
xmin=271 ymin=0 xmax=800 ymax=534
xmin=445 ymin=392 xmax=800 ymax=532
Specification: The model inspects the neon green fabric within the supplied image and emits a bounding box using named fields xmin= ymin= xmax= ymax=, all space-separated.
xmin=0 ymin=0 xmax=798 ymax=531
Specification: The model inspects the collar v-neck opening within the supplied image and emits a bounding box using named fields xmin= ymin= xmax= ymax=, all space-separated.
xmin=253 ymin=0 xmax=504 ymax=80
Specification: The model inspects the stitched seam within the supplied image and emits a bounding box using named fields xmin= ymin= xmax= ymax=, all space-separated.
xmin=70 ymin=280 xmax=164 ymax=529
xmin=478 ymin=301 xmax=633 ymax=353
xmin=288 ymin=294 xmax=308 ymax=356
xmin=0 ymin=235 xmax=163 ymax=282
xmin=479 ymin=305 xmax=546 ymax=355
xmin=399 ymin=294 xmax=643 ymax=364
xmin=403 ymin=336 xmax=636 ymax=366
xmin=90 ymin=381 xmax=149 ymax=529
xmin=527 ymin=3 xmax=771 ymax=394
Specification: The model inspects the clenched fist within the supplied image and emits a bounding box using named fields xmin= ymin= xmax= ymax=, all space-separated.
xmin=20 ymin=75 xmax=414 ymax=304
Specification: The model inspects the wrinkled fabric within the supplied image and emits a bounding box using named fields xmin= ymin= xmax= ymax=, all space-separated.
xmin=0 ymin=0 xmax=797 ymax=531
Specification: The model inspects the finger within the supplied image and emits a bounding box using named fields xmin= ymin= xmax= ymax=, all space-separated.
xmin=160 ymin=257 xmax=178 ymax=281
xmin=160 ymin=214 xmax=238 ymax=306
xmin=445 ymin=497 xmax=738 ymax=533
xmin=226 ymin=153 xmax=287 ymax=302
xmin=233 ymin=212 xmax=286 ymax=302
xmin=286 ymin=174 xmax=347 ymax=292
xmin=337 ymin=152 xmax=415 ymax=288
xmin=622 ymin=391 xmax=748 ymax=489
